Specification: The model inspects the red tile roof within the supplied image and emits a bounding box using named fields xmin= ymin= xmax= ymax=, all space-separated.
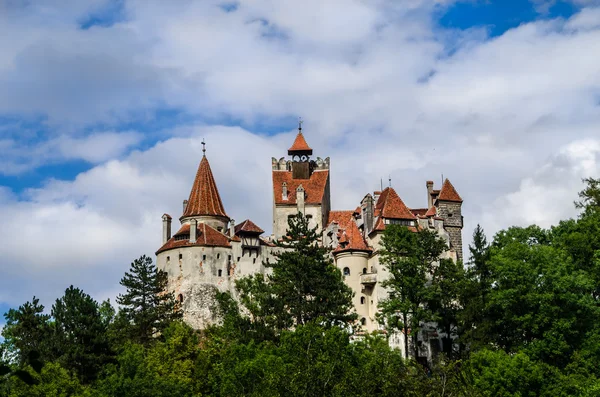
xmin=410 ymin=208 xmax=428 ymax=217
xmin=288 ymin=132 xmax=313 ymax=154
xmin=234 ymin=219 xmax=264 ymax=235
xmin=182 ymin=155 xmax=228 ymax=219
xmin=375 ymin=187 xmax=417 ymax=220
xmin=327 ymin=211 xmax=371 ymax=253
xmin=273 ymin=170 xmax=329 ymax=205
xmin=425 ymin=206 xmax=437 ymax=217
xmin=438 ymin=179 xmax=463 ymax=203
xmin=156 ymin=222 xmax=231 ymax=254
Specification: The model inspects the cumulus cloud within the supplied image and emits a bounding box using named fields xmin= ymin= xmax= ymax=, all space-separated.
xmin=1 ymin=1 xmax=600 ymax=309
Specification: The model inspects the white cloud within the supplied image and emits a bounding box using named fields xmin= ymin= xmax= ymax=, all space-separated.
xmin=1 ymin=2 xmax=600 ymax=308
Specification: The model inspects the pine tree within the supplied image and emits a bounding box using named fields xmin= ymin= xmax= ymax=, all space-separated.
xmin=52 ymin=286 xmax=111 ymax=383
xmin=236 ymin=213 xmax=356 ymax=332
xmin=117 ymin=255 xmax=181 ymax=345
xmin=1 ymin=297 xmax=50 ymax=368
xmin=460 ymin=224 xmax=491 ymax=350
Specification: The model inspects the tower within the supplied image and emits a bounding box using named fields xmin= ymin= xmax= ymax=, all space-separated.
xmin=434 ymin=179 xmax=464 ymax=262
xmin=271 ymin=123 xmax=331 ymax=239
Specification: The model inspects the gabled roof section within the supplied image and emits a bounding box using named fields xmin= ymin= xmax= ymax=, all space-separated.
xmin=182 ymin=155 xmax=228 ymax=219
xmin=288 ymin=132 xmax=313 ymax=155
xmin=438 ymin=179 xmax=463 ymax=203
xmin=327 ymin=211 xmax=371 ymax=253
xmin=375 ymin=187 xmax=417 ymax=220
xmin=425 ymin=206 xmax=437 ymax=217
xmin=235 ymin=219 xmax=264 ymax=235
xmin=273 ymin=170 xmax=329 ymax=205
xmin=156 ymin=223 xmax=231 ymax=254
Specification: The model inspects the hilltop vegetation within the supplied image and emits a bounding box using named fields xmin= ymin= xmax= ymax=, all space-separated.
xmin=1 ymin=178 xmax=600 ymax=396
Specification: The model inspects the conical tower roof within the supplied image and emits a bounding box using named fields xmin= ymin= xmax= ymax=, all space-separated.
xmin=182 ymin=155 xmax=228 ymax=219
xmin=288 ymin=132 xmax=313 ymax=155
xmin=438 ymin=179 xmax=463 ymax=203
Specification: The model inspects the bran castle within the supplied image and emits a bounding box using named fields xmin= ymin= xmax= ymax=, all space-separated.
xmin=156 ymin=126 xmax=463 ymax=355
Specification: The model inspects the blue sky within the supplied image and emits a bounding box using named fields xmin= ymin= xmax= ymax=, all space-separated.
xmin=1 ymin=0 xmax=600 ymax=323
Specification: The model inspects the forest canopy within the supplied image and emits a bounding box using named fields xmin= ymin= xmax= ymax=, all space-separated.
xmin=1 ymin=177 xmax=600 ymax=397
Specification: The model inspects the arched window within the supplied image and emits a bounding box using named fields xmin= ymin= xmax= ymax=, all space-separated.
xmin=343 ymin=267 xmax=350 ymax=276
xmin=177 ymin=294 xmax=183 ymax=303
xmin=360 ymin=318 xmax=366 ymax=326
xmin=360 ymin=296 xmax=366 ymax=305
xmin=362 ymin=268 xmax=367 ymax=274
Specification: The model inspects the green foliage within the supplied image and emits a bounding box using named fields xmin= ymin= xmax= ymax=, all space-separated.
xmin=51 ymin=286 xmax=112 ymax=384
xmin=236 ymin=213 xmax=355 ymax=332
xmin=1 ymin=297 xmax=51 ymax=368
xmin=378 ymin=225 xmax=448 ymax=357
xmin=116 ymin=255 xmax=182 ymax=346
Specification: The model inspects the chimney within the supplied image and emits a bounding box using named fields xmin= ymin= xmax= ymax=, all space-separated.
xmin=230 ymin=219 xmax=235 ymax=237
xmin=362 ymin=195 xmax=374 ymax=235
xmin=426 ymin=181 xmax=434 ymax=208
xmin=296 ymin=185 xmax=305 ymax=215
xmin=190 ymin=219 xmax=197 ymax=243
xmin=183 ymin=199 xmax=188 ymax=214
xmin=282 ymin=182 xmax=288 ymax=200
xmin=162 ymin=214 xmax=172 ymax=244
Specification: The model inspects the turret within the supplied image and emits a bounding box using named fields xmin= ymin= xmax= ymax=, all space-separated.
xmin=436 ymin=179 xmax=464 ymax=262
xmin=162 ymin=214 xmax=172 ymax=244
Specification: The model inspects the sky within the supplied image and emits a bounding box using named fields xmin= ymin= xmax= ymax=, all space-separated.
xmin=1 ymin=0 xmax=600 ymax=322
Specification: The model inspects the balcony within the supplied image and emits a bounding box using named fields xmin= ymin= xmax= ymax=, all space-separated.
xmin=360 ymin=273 xmax=377 ymax=285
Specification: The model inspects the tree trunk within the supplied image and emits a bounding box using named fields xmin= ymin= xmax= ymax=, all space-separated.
xmin=403 ymin=312 xmax=409 ymax=359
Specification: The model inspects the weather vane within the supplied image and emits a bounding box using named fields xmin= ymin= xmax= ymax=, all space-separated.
xmin=298 ymin=117 xmax=303 ymax=132
xmin=202 ymin=139 xmax=206 ymax=155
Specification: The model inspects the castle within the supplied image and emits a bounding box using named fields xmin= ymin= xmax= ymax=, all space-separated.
xmin=156 ymin=126 xmax=463 ymax=347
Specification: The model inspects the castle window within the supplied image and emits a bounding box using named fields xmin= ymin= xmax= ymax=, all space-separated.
xmin=179 ymin=254 xmax=183 ymax=260
xmin=343 ymin=267 xmax=350 ymax=276
xmin=166 ymin=256 xmax=170 ymax=263
xmin=362 ymin=268 xmax=367 ymax=274
xmin=177 ymin=294 xmax=183 ymax=303
xmin=448 ymin=213 xmax=453 ymax=217
xmin=202 ymin=255 xmax=206 ymax=261
xmin=217 ymin=253 xmax=220 ymax=259
xmin=237 ymin=257 xmax=241 ymax=262
xmin=217 ymin=227 xmax=223 ymax=232
xmin=218 ymin=269 xmax=222 ymax=277
xmin=360 ymin=296 xmax=366 ymax=305
xmin=253 ymin=258 xmax=256 ymax=264
xmin=360 ymin=318 xmax=366 ymax=326
xmin=306 ymin=214 xmax=313 ymax=219
xmin=228 ymin=255 xmax=232 ymax=261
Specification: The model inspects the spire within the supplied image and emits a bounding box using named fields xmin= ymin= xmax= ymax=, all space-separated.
xmin=438 ymin=178 xmax=463 ymax=203
xmin=182 ymin=154 xmax=228 ymax=219
xmin=288 ymin=119 xmax=313 ymax=156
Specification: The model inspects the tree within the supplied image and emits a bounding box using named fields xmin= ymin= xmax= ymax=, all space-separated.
xmin=460 ymin=224 xmax=491 ymax=351
xmin=51 ymin=286 xmax=111 ymax=383
xmin=1 ymin=297 xmax=50 ymax=368
xmin=117 ymin=255 xmax=181 ymax=346
xmin=378 ymin=225 xmax=447 ymax=359
xmin=429 ymin=257 xmax=464 ymax=357
xmin=575 ymin=177 xmax=600 ymax=214
xmin=236 ymin=213 xmax=355 ymax=332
